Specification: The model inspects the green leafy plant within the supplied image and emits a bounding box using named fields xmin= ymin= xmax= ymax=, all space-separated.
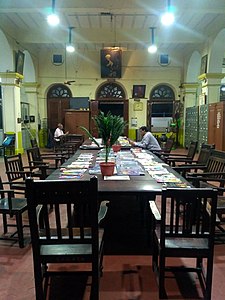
xmin=79 ymin=126 xmax=100 ymax=147
xmin=80 ymin=111 xmax=127 ymax=163
xmin=94 ymin=111 xmax=127 ymax=162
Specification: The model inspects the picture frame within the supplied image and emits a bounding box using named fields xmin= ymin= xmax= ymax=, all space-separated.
xmin=132 ymin=85 xmax=146 ymax=98
xmin=15 ymin=50 xmax=25 ymax=75
xmin=100 ymin=49 xmax=122 ymax=78
xmin=200 ymin=54 xmax=208 ymax=74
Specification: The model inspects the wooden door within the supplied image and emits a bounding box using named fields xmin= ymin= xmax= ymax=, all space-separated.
xmin=90 ymin=99 xmax=129 ymax=137
xmin=47 ymin=98 xmax=70 ymax=130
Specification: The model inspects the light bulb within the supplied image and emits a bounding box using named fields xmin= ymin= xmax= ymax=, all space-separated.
xmin=148 ymin=44 xmax=157 ymax=54
xmin=161 ymin=12 xmax=175 ymax=26
xmin=47 ymin=13 xmax=60 ymax=26
xmin=66 ymin=44 xmax=75 ymax=53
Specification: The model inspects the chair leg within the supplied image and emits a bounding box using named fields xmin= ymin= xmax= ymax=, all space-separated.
xmin=33 ymin=262 xmax=45 ymax=300
xmin=3 ymin=213 xmax=8 ymax=234
xmin=16 ymin=213 xmax=24 ymax=248
xmin=159 ymin=254 xmax=167 ymax=299
xmin=90 ymin=260 xmax=99 ymax=300
xmin=152 ymin=236 xmax=158 ymax=272
xmin=204 ymin=257 xmax=213 ymax=300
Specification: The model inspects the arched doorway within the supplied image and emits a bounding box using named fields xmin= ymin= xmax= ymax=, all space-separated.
xmin=47 ymin=84 xmax=72 ymax=130
xmin=148 ymin=84 xmax=175 ymax=131
xmin=90 ymin=81 xmax=128 ymax=136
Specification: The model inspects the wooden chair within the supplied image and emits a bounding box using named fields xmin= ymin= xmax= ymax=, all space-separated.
xmin=4 ymin=153 xmax=46 ymax=195
xmin=163 ymin=141 xmax=198 ymax=166
xmin=160 ymin=138 xmax=174 ymax=154
xmin=26 ymin=147 xmax=65 ymax=171
xmin=173 ymin=143 xmax=215 ymax=177
xmin=0 ymin=176 xmax=28 ymax=248
xmin=149 ymin=188 xmax=217 ymax=299
xmin=186 ymin=149 xmax=225 ymax=192
xmin=30 ymin=138 xmax=38 ymax=148
xmin=26 ymin=177 xmax=108 ymax=300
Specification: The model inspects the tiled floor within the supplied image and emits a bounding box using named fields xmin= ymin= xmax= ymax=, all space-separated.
xmin=0 ymin=150 xmax=225 ymax=299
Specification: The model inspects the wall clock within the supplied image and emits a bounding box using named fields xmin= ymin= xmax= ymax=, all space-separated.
xmin=133 ymin=102 xmax=143 ymax=111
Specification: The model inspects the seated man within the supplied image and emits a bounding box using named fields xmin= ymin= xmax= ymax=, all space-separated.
xmin=54 ymin=123 xmax=69 ymax=144
xmin=128 ymin=126 xmax=161 ymax=155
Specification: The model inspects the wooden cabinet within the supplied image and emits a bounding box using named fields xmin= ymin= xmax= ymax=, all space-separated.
xmin=64 ymin=110 xmax=90 ymax=137
xmin=208 ymin=102 xmax=225 ymax=150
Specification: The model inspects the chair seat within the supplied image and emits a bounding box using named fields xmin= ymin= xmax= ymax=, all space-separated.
xmin=40 ymin=229 xmax=104 ymax=260
xmin=10 ymin=183 xmax=26 ymax=190
xmin=155 ymin=227 xmax=209 ymax=250
xmin=0 ymin=198 xmax=27 ymax=212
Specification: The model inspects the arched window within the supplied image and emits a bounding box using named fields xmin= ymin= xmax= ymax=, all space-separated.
xmin=47 ymin=84 xmax=72 ymax=98
xmin=150 ymin=84 xmax=175 ymax=117
xmin=96 ymin=82 xmax=126 ymax=99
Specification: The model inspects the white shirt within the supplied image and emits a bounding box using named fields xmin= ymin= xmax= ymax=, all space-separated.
xmin=134 ymin=131 xmax=161 ymax=151
xmin=54 ymin=128 xmax=64 ymax=142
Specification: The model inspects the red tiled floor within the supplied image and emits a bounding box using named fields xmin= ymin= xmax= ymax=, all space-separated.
xmin=0 ymin=151 xmax=225 ymax=299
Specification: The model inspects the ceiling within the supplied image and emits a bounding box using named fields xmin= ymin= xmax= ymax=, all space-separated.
xmin=0 ymin=0 xmax=225 ymax=56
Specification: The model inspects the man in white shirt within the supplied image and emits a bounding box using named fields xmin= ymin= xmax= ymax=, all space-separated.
xmin=129 ymin=126 xmax=161 ymax=153
xmin=54 ymin=123 xmax=69 ymax=143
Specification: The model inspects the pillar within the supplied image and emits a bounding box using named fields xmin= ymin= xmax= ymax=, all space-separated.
xmin=22 ymin=82 xmax=40 ymax=142
xmin=198 ymin=73 xmax=225 ymax=104
xmin=0 ymin=72 xmax=24 ymax=153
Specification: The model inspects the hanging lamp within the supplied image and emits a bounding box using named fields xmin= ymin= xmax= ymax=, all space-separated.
xmin=161 ymin=0 xmax=175 ymax=26
xmin=47 ymin=0 xmax=60 ymax=26
xmin=148 ymin=27 xmax=157 ymax=54
xmin=66 ymin=27 xmax=75 ymax=53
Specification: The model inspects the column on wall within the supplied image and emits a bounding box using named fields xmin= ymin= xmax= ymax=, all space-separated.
xmin=0 ymin=72 xmax=24 ymax=153
xmin=198 ymin=73 xmax=224 ymax=104
xmin=182 ymin=82 xmax=199 ymax=108
xmin=182 ymin=82 xmax=199 ymax=138
xmin=181 ymin=83 xmax=199 ymax=147
xmin=23 ymin=82 xmax=39 ymax=142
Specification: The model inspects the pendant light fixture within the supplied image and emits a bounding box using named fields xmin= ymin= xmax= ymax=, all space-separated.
xmin=66 ymin=27 xmax=75 ymax=53
xmin=161 ymin=0 xmax=175 ymax=26
xmin=148 ymin=27 xmax=157 ymax=54
xmin=47 ymin=0 xmax=60 ymax=26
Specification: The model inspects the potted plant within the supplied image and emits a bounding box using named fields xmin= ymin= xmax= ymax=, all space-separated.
xmin=80 ymin=111 xmax=127 ymax=176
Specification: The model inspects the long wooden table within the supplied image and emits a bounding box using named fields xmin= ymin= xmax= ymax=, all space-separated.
xmin=46 ymin=148 xmax=192 ymax=254
xmin=46 ymin=148 xmax=191 ymax=200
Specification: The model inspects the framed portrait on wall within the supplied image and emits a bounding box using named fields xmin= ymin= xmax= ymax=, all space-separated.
xmin=200 ymin=54 xmax=208 ymax=75
xmin=15 ymin=50 xmax=25 ymax=75
xmin=100 ymin=49 xmax=122 ymax=78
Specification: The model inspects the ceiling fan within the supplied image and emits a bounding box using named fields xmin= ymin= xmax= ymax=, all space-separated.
xmin=64 ymin=80 xmax=76 ymax=85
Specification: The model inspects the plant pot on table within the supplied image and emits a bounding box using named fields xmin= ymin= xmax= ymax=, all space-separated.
xmin=99 ymin=162 xmax=115 ymax=176
xmin=112 ymin=144 xmax=121 ymax=152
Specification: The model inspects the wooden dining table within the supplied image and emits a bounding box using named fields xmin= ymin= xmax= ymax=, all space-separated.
xmin=46 ymin=148 xmax=192 ymax=200
xmin=46 ymin=147 xmax=193 ymax=254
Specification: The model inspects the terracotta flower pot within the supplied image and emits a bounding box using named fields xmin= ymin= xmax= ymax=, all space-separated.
xmin=100 ymin=162 xmax=115 ymax=176
xmin=112 ymin=144 xmax=121 ymax=152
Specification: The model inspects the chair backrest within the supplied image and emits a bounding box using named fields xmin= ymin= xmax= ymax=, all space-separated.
xmin=186 ymin=141 xmax=198 ymax=159
xmin=160 ymin=188 xmax=217 ymax=248
xmin=197 ymin=143 xmax=215 ymax=165
xmin=30 ymin=138 xmax=38 ymax=148
xmin=161 ymin=138 xmax=174 ymax=153
xmin=26 ymin=147 xmax=43 ymax=168
xmin=205 ymin=150 xmax=225 ymax=178
xmin=26 ymin=176 xmax=99 ymax=258
xmin=4 ymin=153 xmax=26 ymax=182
